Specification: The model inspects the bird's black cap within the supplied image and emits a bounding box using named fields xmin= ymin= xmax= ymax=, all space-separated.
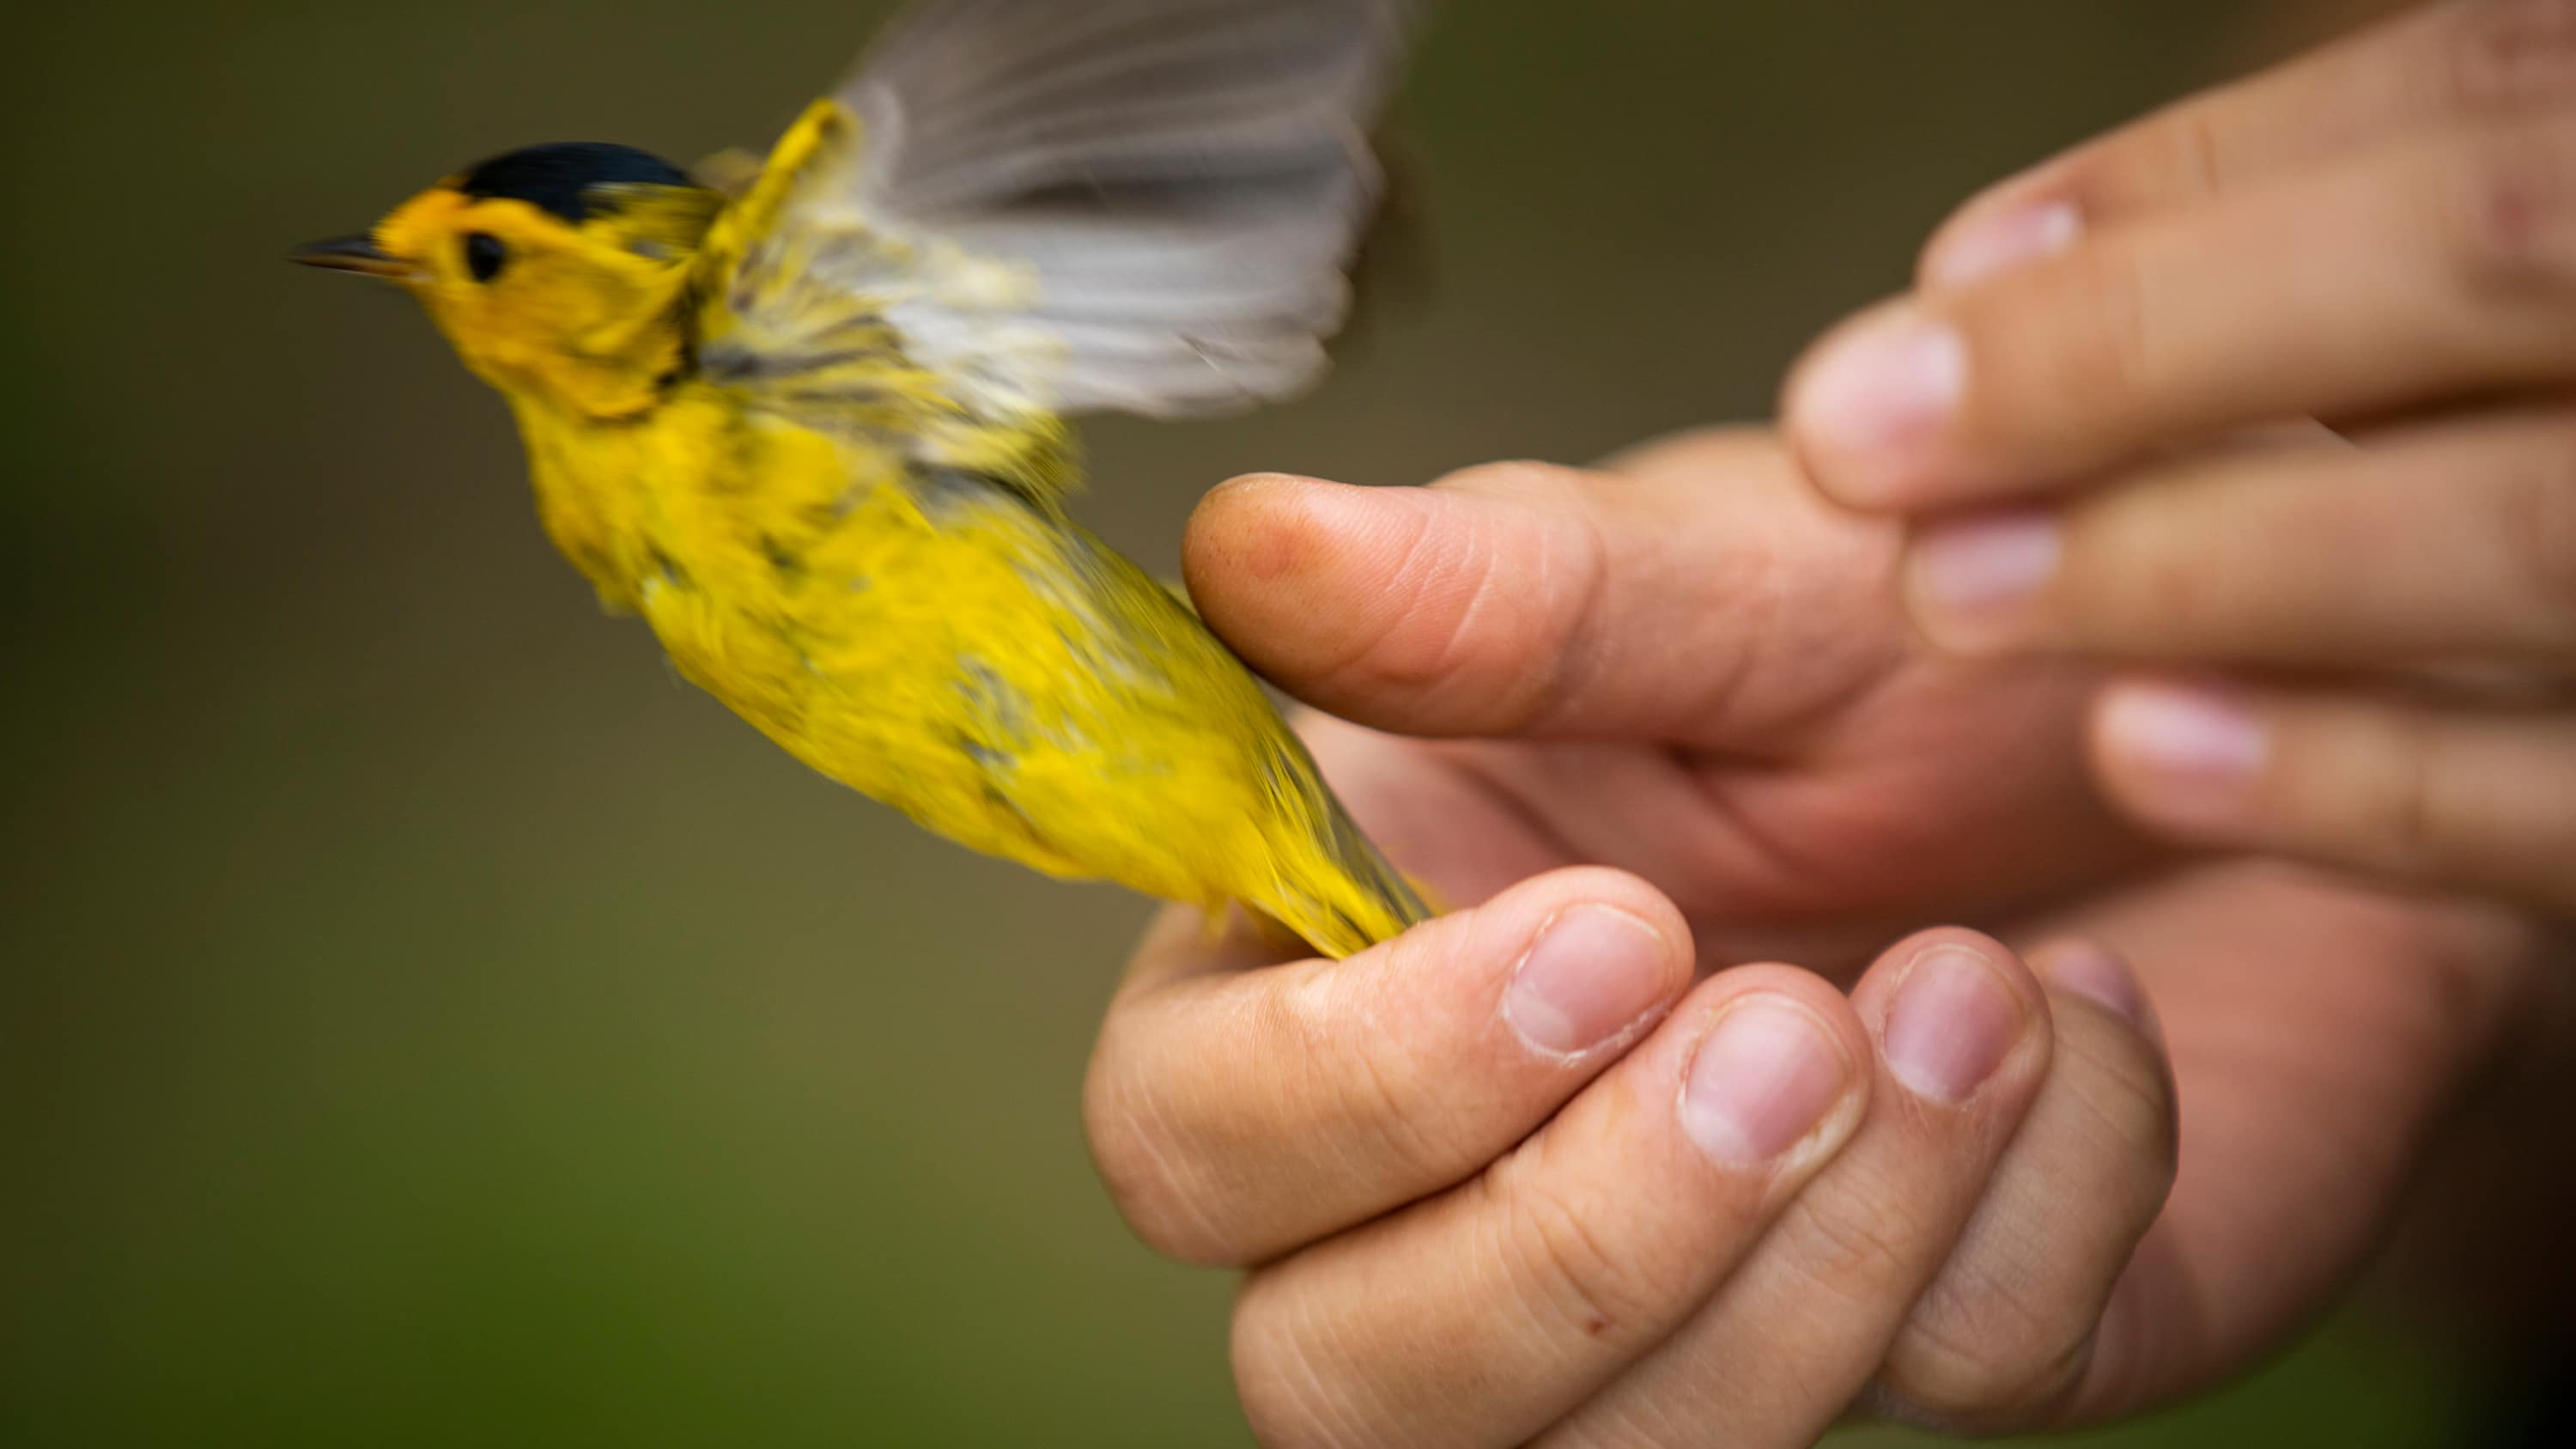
xmin=456 ymin=143 xmax=696 ymax=224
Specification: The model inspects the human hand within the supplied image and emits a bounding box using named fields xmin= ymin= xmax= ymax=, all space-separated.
xmin=1089 ymin=849 xmax=2534 ymax=1446
xmin=1183 ymin=429 xmax=2144 ymax=970
xmin=1084 ymin=429 xmax=2549 ymax=1445
xmin=1783 ymin=0 xmax=2576 ymax=911
xmin=1092 ymin=897 xmax=2181 ymax=1446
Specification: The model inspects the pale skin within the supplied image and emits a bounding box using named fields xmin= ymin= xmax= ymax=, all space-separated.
xmin=1084 ymin=3 xmax=2576 ymax=1442
xmin=1783 ymin=0 xmax=2576 ymax=913
xmin=1084 ymin=433 xmax=2557 ymax=1447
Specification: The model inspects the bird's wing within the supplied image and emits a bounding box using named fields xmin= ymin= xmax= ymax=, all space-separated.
xmin=695 ymin=0 xmax=1410 ymax=433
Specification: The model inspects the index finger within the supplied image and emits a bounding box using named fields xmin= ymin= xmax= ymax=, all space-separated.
xmin=1922 ymin=0 xmax=2568 ymax=286
xmin=1084 ymin=868 xmax=1693 ymax=1267
xmin=1785 ymin=114 xmax=2576 ymax=513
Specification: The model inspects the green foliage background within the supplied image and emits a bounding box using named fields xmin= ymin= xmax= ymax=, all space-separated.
xmin=0 ymin=2 xmax=2494 ymax=1444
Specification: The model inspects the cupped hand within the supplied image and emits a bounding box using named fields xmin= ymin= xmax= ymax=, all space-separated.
xmin=1783 ymin=0 xmax=2576 ymax=911
xmin=1089 ymin=864 xmax=2530 ymax=1447
xmin=1083 ymin=429 xmax=2550 ymax=1446
xmin=1093 ymin=900 xmax=2184 ymax=1447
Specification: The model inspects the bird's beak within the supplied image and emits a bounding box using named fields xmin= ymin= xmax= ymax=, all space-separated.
xmin=288 ymin=234 xmax=411 ymax=278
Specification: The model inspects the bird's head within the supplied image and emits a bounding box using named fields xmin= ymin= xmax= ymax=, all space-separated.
xmin=293 ymin=143 xmax=725 ymax=418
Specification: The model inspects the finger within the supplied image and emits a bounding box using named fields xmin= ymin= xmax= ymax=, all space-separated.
xmin=1182 ymin=429 xmax=1907 ymax=750
xmin=1868 ymin=942 xmax=2178 ymax=1434
xmin=1229 ymin=963 xmax=1874 ymax=1449
xmin=1902 ymin=410 xmax=2576 ymax=665
xmin=2004 ymin=862 xmax=2542 ymax=1421
xmin=1540 ymin=932 xmax=2053 ymax=1447
xmin=1923 ymin=0 xmax=2576 ymax=285
xmin=1085 ymin=868 xmax=1692 ymax=1266
xmin=1788 ymin=116 xmax=2576 ymax=513
xmin=2091 ymin=679 xmax=2576 ymax=910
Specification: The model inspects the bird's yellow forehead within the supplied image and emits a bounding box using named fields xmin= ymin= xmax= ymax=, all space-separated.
xmin=372 ymin=186 xmax=464 ymax=262
xmin=374 ymin=186 xmax=563 ymax=267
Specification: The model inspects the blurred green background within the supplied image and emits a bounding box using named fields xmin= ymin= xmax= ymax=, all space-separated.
xmin=3 ymin=1 xmax=2498 ymax=1445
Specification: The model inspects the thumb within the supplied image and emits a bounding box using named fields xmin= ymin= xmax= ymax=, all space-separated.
xmin=1183 ymin=429 xmax=1909 ymax=750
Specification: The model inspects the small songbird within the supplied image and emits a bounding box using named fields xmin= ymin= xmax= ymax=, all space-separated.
xmin=292 ymin=0 xmax=1428 ymax=957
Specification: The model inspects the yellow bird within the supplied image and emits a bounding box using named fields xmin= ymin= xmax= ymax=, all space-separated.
xmin=293 ymin=0 xmax=1428 ymax=958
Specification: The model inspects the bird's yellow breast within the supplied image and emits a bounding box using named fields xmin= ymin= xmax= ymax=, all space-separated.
xmin=508 ymin=386 xmax=1350 ymax=906
xmin=515 ymin=385 xmax=983 ymax=781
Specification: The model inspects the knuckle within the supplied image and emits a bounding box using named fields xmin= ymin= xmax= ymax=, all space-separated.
xmin=2445 ymin=0 xmax=2576 ymax=115
xmin=2059 ymin=1029 xmax=2181 ymax=1174
xmin=1432 ymin=458 xmax=1587 ymax=501
xmin=1772 ymin=1163 xmax=1930 ymax=1300
xmin=1396 ymin=460 xmax=1607 ymax=729
xmin=1231 ymin=1275 xmax=1372 ymax=1449
xmin=2354 ymin=707 xmax=2456 ymax=874
xmin=1080 ymin=1028 xmax=1236 ymax=1264
xmin=2047 ymin=240 xmax=2161 ymax=413
xmin=1490 ymin=1154 xmax=1668 ymax=1344
xmin=1299 ymin=967 xmax=1463 ymax=1185
xmin=2087 ymin=490 xmax=2221 ymax=641
xmin=2445 ymin=122 xmax=2576 ymax=302
xmin=1596 ymin=423 xmax=1775 ymax=480
xmin=2162 ymin=104 xmax=2230 ymax=204
xmin=2500 ymin=429 xmax=2576 ymax=639
xmin=1880 ymin=1292 xmax=2096 ymax=1430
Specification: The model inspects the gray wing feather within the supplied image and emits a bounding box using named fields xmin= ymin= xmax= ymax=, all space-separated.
xmin=822 ymin=0 xmax=1410 ymax=418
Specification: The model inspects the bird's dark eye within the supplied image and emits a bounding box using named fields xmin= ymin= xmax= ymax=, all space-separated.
xmin=463 ymin=232 xmax=508 ymax=283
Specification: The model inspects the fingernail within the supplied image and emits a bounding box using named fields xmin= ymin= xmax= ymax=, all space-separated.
xmin=1506 ymin=906 xmax=1676 ymax=1056
xmin=1883 ymin=945 xmax=2024 ymax=1104
xmin=1791 ymin=307 xmax=1968 ymax=503
xmin=1907 ymin=511 xmax=2062 ymax=650
xmin=1682 ymin=998 xmax=1850 ymax=1165
xmin=2039 ymin=941 xmax=2157 ymax=1039
xmin=2098 ymin=682 xmax=2269 ymax=822
xmin=1927 ymin=199 xmax=2082 ymax=288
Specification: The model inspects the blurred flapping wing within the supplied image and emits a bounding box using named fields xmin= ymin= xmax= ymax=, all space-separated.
xmin=702 ymin=0 xmax=1411 ymax=435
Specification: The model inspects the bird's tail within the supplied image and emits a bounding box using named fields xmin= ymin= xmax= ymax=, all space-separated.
xmin=1334 ymin=794 xmax=1435 ymax=928
xmin=1260 ymin=789 xmax=1435 ymax=961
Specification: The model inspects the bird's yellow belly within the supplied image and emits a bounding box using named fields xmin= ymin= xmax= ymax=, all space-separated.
xmin=635 ymin=477 xmax=1273 ymax=896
